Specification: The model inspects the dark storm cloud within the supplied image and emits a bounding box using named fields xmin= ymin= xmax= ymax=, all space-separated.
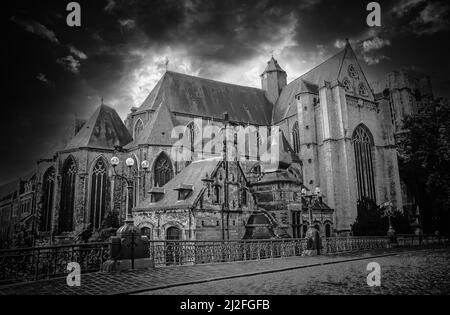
xmin=1 ymin=0 xmax=450 ymax=185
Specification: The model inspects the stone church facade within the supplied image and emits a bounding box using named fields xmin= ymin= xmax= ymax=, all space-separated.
xmin=1 ymin=40 xmax=429 ymax=246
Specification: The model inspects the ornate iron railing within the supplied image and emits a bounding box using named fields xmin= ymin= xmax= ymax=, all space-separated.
xmin=0 ymin=242 xmax=109 ymax=285
xmin=0 ymin=234 xmax=447 ymax=285
xmin=149 ymin=239 xmax=308 ymax=267
xmin=322 ymin=236 xmax=389 ymax=254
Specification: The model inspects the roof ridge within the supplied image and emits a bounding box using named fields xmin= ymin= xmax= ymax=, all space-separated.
xmin=165 ymin=70 xmax=264 ymax=92
xmin=297 ymin=47 xmax=346 ymax=82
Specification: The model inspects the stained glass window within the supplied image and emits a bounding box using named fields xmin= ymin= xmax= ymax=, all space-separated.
xmin=154 ymin=153 xmax=174 ymax=187
xmin=134 ymin=119 xmax=144 ymax=138
xmin=292 ymin=121 xmax=300 ymax=153
xmin=358 ymin=83 xmax=368 ymax=96
xmin=348 ymin=64 xmax=359 ymax=79
xmin=59 ymin=157 xmax=76 ymax=232
xmin=352 ymin=125 xmax=376 ymax=202
xmin=40 ymin=167 xmax=55 ymax=232
xmin=90 ymin=158 xmax=109 ymax=230
xmin=343 ymin=78 xmax=352 ymax=93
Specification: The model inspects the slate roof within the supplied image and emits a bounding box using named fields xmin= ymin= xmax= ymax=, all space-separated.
xmin=134 ymin=158 xmax=222 ymax=211
xmin=262 ymin=57 xmax=286 ymax=74
xmin=272 ymin=42 xmax=350 ymax=123
xmin=124 ymin=102 xmax=179 ymax=149
xmin=137 ymin=71 xmax=273 ymax=126
xmin=65 ymin=104 xmax=133 ymax=150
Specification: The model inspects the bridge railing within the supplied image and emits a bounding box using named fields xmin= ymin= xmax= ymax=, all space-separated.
xmin=0 ymin=234 xmax=447 ymax=285
xmin=149 ymin=238 xmax=308 ymax=267
xmin=0 ymin=242 xmax=109 ymax=285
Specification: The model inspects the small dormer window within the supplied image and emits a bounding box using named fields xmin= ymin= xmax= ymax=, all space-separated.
xmin=175 ymin=184 xmax=194 ymax=201
xmin=149 ymin=187 xmax=165 ymax=203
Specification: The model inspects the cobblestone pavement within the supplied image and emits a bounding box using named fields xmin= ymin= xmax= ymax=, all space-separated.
xmin=140 ymin=247 xmax=450 ymax=295
xmin=0 ymin=246 xmax=448 ymax=295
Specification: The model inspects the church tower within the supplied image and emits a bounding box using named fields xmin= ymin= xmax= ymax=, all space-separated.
xmin=261 ymin=56 xmax=287 ymax=104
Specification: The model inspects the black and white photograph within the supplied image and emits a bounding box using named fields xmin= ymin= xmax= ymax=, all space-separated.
xmin=0 ymin=0 xmax=449 ymax=301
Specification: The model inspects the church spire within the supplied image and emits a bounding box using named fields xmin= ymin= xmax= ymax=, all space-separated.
xmin=261 ymin=56 xmax=287 ymax=104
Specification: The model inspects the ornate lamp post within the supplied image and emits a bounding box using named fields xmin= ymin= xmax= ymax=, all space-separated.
xmin=110 ymin=156 xmax=150 ymax=228
xmin=381 ymin=201 xmax=397 ymax=244
xmin=104 ymin=156 xmax=150 ymax=270
xmin=301 ymin=187 xmax=322 ymax=255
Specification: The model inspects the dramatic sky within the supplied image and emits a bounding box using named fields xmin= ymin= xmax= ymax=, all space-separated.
xmin=1 ymin=0 xmax=449 ymax=185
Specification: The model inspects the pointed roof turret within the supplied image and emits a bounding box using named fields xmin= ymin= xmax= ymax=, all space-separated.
xmin=65 ymin=104 xmax=133 ymax=150
xmin=262 ymin=56 xmax=286 ymax=75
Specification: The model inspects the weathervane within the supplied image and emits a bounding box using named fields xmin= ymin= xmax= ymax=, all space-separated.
xmin=164 ymin=57 xmax=170 ymax=71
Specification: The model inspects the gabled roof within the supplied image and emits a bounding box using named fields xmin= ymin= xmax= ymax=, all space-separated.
xmin=272 ymin=41 xmax=353 ymax=123
xmin=135 ymin=158 xmax=221 ymax=211
xmin=262 ymin=57 xmax=286 ymax=74
xmin=137 ymin=71 xmax=273 ymax=125
xmin=124 ymin=102 xmax=178 ymax=149
xmin=65 ymin=104 xmax=133 ymax=150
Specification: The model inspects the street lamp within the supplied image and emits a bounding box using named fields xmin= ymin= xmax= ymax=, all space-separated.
xmin=381 ymin=201 xmax=397 ymax=244
xmin=103 ymin=156 xmax=152 ymax=271
xmin=301 ymin=187 xmax=322 ymax=254
xmin=110 ymin=156 xmax=149 ymax=228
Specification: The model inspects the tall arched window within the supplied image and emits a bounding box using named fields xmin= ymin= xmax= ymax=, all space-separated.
xmin=352 ymin=125 xmax=376 ymax=202
xmin=154 ymin=153 xmax=174 ymax=187
xmin=59 ymin=157 xmax=77 ymax=232
xmin=40 ymin=167 xmax=55 ymax=232
xmin=134 ymin=119 xmax=144 ymax=139
xmin=90 ymin=158 xmax=109 ymax=230
xmin=292 ymin=121 xmax=300 ymax=154
xmin=185 ymin=122 xmax=198 ymax=166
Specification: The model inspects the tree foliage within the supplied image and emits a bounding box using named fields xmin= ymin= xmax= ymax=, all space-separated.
xmin=397 ymin=97 xmax=450 ymax=234
xmin=351 ymin=198 xmax=411 ymax=236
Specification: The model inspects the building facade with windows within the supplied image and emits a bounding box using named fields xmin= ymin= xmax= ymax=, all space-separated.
xmin=0 ymin=40 xmax=423 ymax=245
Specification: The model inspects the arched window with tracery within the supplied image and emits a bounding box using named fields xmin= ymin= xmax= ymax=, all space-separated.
xmin=185 ymin=122 xmax=199 ymax=166
xmin=40 ymin=167 xmax=55 ymax=232
xmin=90 ymin=158 xmax=109 ymax=230
xmin=59 ymin=157 xmax=77 ymax=232
xmin=352 ymin=125 xmax=376 ymax=202
xmin=154 ymin=153 xmax=174 ymax=187
xmin=343 ymin=78 xmax=353 ymax=93
xmin=134 ymin=119 xmax=144 ymax=139
xmin=358 ymin=83 xmax=368 ymax=96
xmin=292 ymin=121 xmax=300 ymax=154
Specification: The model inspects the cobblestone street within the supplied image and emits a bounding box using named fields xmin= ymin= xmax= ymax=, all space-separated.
xmin=140 ymin=247 xmax=450 ymax=295
xmin=0 ymin=246 xmax=448 ymax=295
